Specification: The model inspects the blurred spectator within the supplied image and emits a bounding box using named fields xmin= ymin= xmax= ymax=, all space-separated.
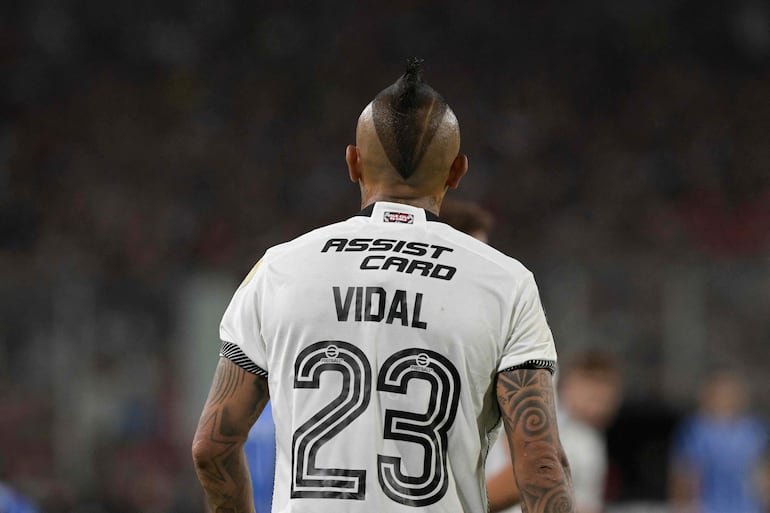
xmin=669 ymin=369 xmax=769 ymax=513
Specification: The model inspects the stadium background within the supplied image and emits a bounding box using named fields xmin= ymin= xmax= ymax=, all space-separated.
xmin=0 ymin=0 xmax=768 ymax=511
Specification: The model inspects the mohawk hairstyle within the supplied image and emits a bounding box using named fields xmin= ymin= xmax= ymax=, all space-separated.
xmin=371 ymin=58 xmax=449 ymax=179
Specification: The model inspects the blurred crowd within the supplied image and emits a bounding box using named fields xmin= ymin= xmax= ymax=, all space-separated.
xmin=1 ymin=0 xmax=768 ymax=511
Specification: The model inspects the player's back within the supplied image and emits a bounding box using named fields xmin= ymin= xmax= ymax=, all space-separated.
xmin=220 ymin=201 xmax=556 ymax=513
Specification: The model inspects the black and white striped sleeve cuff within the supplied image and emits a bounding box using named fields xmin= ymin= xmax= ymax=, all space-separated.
xmin=219 ymin=341 xmax=268 ymax=378
xmin=500 ymin=359 xmax=557 ymax=375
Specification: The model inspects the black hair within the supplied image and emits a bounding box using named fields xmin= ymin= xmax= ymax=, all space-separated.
xmin=371 ymin=58 xmax=450 ymax=179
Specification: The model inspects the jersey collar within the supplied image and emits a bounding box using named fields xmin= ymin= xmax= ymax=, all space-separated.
xmin=356 ymin=201 xmax=443 ymax=225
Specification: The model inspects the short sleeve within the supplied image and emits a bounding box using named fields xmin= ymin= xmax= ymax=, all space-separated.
xmin=219 ymin=260 xmax=269 ymax=377
xmin=498 ymin=272 xmax=557 ymax=373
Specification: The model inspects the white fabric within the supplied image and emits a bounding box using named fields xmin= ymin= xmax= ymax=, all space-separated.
xmin=220 ymin=201 xmax=557 ymax=513
xmin=558 ymin=410 xmax=607 ymax=512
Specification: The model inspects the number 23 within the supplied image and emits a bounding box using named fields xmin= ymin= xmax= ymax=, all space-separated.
xmin=291 ymin=341 xmax=461 ymax=507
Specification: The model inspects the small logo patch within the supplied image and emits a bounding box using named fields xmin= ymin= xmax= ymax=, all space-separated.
xmin=383 ymin=211 xmax=414 ymax=224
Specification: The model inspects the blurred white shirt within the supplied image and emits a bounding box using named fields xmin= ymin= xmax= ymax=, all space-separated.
xmin=484 ymin=408 xmax=606 ymax=513
xmin=558 ymin=409 xmax=607 ymax=512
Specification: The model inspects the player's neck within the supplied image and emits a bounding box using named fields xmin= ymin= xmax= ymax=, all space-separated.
xmin=361 ymin=190 xmax=442 ymax=215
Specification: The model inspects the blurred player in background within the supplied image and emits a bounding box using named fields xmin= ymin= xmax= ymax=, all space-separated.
xmin=555 ymin=352 xmax=622 ymax=513
xmin=669 ymin=368 xmax=769 ymax=513
xmin=192 ymin=59 xmax=575 ymax=513
xmin=486 ymin=351 xmax=622 ymax=513
xmin=438 ymin=199 xmax=494 ymax=243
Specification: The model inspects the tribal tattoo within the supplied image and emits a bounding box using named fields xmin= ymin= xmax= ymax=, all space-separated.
xmin=193 ymin=357 xmax=269 ymax=513
xmin=497 ymin=368 xmax=576 ymax=513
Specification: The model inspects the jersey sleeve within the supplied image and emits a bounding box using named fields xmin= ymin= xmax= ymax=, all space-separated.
xmin=498 ymin=272 xmax=557 ymax=373
xmin=219 ymin=260 xmax=269 ymax=377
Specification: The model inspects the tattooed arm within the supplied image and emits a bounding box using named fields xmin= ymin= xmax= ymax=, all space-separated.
xmin=496 ymin=368 xmax=575 ymax=513
xmin=192 ymin=357 xmax=270 ymax=513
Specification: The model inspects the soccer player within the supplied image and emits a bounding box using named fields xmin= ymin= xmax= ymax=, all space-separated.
xmin=242 ymin=200 xmax=496 ymax=513
xmin=438 ymin=199 xmax=494 ymax=243
xmin=670 ymin=369 xmax=768 ymax=513
xmin=192 ymin=59 xmax=575 ymax=513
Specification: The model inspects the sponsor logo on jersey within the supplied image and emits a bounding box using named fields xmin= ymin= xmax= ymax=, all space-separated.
xmin=409 ymin=353 xmax=435 ymax=373
xmin=383 ymin=211 xmax=414 ymax=224
xmin=321 ymin=238 xmax=457 ymax=281
xmin=320 ymin=344 xmax=344 ymax=363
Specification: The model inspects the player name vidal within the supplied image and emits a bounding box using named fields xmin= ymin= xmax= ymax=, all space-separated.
xmin=333 ymin=286 xmax=427 ymax=329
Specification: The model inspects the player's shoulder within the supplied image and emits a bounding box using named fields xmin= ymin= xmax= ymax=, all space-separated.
xmin=429 ymin=221 xmax=533 ymax=279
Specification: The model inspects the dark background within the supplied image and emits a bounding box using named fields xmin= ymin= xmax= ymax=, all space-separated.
xmin=1 ymin=1 xmax=768 ymax=511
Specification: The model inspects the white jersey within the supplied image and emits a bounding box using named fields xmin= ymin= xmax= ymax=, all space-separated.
xmin=220 ymin=201 xmax=557 ymax=513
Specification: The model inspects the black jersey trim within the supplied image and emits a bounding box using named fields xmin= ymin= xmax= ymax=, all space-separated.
xmin=220 ymin=341 xmax=268 ymax=378
xmin=355 ymin=203 xmax=443 ymax=223
xmin=500 ymin=359 xmax=556 ymax=375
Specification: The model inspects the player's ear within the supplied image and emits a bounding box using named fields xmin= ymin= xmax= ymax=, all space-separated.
xmin=446 ymin=153 xmax=468 ymax=189
xmin=346 ymin=145 xmax=362 ymax=183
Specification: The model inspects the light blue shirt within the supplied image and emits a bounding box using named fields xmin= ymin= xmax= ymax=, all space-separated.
xmin=0 ymin=483 xmax=40 ymax=513
xmin=673 ymin=414 xmax=768 ymax=513
xmin=245 ymin=400 xmax=276 ymax=513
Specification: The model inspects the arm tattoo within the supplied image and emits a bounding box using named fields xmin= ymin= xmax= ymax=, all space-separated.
xmin=193 ymin=358 xmax=269 ymax=513
xmin=497 ymin=369 xmax=575 ymax=513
